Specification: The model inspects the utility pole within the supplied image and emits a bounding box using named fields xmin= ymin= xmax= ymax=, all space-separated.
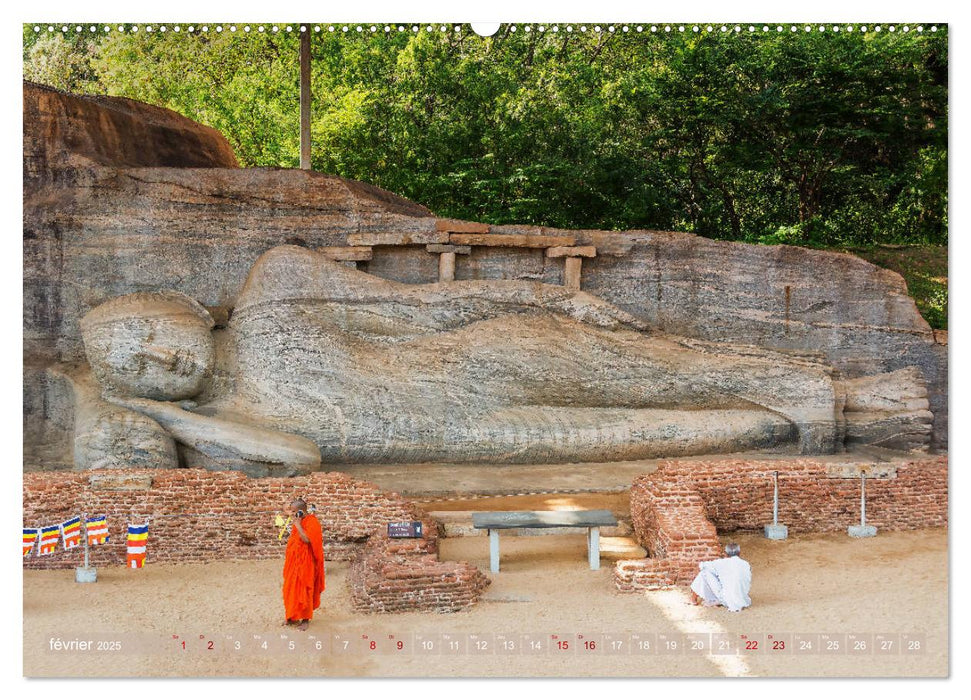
xmin=300 ymin=24 xmax=312 ymax=170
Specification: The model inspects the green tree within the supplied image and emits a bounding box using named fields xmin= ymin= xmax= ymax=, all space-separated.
xmin=23 ymin=23 xmax=947 ymax=246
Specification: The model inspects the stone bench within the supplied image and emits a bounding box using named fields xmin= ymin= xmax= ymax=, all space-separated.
xmin=471 ymin=509 xmax=618 ymax=572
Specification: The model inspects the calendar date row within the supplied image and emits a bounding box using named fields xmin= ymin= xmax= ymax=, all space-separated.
xmin=169 ymin=631 xmax=926 ymax=656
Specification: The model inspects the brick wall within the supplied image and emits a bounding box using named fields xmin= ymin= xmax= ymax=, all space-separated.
xmin=614 ymin=455 xmax=947 ymax=592
xmin=23 ymin=468 xmax=424 ymax=569
xmin=615 ymin=478 xmax=721 ymax=591
xmin=348 ymin=517 xmax=491 ymax=613
xmin=648 ymin=455 xmax=948 ymax=533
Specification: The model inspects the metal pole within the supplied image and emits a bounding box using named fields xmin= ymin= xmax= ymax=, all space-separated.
xmin=299 ymin=25 xmax=312 ymax=170
xmin=75 ymin=512 xmax=97 ymax=582
xmin=773 ymin=471 xmax=779 ymax=526
xmin=860 ymin=472 xmax=867 ymax=527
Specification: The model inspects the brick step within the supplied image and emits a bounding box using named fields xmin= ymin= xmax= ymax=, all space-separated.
xmin=427 ymin=510 xmax=632 ymax=538
xmin=599 ymin=536 xmax=647 ymax=560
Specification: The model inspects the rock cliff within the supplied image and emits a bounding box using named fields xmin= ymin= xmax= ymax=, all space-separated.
xmin=23 ymin=81 xmax=947 ymax=468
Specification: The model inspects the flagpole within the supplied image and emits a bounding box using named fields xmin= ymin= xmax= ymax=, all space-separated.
xmin=75 ymin=512 xmax=97 ymax=583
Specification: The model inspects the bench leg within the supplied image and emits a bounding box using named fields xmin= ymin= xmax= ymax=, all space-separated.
xmin=588 ymin=527 xmax=600 ymax=570
xmin=489 ymin=529 xmax=500 ymax=573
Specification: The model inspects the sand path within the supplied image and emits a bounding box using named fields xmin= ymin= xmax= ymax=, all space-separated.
xmin=24 ymin=527 xmax=946 ymax=678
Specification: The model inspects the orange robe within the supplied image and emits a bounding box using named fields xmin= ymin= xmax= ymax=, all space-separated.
xmin=282 ymin=514 xmax=326 ymax=622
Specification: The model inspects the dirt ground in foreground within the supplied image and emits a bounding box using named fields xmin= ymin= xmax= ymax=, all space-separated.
xmin=23 ymin=528 xmax=947 ymax=678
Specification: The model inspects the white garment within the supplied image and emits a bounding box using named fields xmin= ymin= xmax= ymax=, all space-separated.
xmin=690 ymin=556 xmax=752 ymax=612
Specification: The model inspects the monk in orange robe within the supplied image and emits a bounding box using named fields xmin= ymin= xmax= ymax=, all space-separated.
xmin=282 ymin=498 xmax=326 ymax=630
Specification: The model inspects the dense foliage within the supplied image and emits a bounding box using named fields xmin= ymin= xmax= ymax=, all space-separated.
xmin=23 ymin=24 xmax=947 ymax=248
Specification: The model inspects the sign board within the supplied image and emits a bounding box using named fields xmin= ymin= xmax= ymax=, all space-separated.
xmin=387 ymin=521 xmax=423 ymax=539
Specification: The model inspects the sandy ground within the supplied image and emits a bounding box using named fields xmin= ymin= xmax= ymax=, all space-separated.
xmin=23 ymin=526 xmax=947 ymax=678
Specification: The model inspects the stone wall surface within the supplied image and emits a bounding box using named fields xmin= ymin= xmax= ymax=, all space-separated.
xmin=22 ymin=468 xmax=423 ymax=569
xmin=23 ymin=81 xmax=948 ymax=463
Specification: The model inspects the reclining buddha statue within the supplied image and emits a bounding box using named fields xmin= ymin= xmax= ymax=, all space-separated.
xmin=62 ymin=245 xmax=932 ymax=476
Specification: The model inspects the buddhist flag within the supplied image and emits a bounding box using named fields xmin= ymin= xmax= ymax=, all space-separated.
xmin=126 ymin=523 xmax=149 ymax=569
xmin=86 ymin=515 xmax=109 ymax=546
xmin=23 ymin=528 xmax=38 ymax=557
xmin=61 ymin=517 xmax=82 ymax=550
xmin=39 ymin=525 xmax=60 ymax=555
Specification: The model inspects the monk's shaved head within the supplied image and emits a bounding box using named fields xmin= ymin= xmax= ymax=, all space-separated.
xmin=291 ymin=498 xmax=307 ymax=512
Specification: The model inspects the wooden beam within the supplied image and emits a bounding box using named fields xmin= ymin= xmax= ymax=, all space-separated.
xmin=546 ymin=245 xmax=597 ymax=258
xmin=436 ymin=218 xmax=490 ymax=234
xmin=426 ymin=244 xmax=471 ymax=254
xmin=299 ymin=25 xmax=312 ymax=170
xmin=449 ymin=233 xmax=577 ymax=248
xmin=317 ymin=246 xmax=373 ymax=262
xmin=347 ymin=231 xmax=449 ymax=246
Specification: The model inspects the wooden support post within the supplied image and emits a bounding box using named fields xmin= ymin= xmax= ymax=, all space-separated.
xmin=299 ymin=25 xmax=312 ymax=170
xmin=439 ymin=251 xmax=456 ymax=281
xmin=426 ymin=244 xmax=470 ymax=282
xmin=564 ymin=256 xmax=583 ymax=291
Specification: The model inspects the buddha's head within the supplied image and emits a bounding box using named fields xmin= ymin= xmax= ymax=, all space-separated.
xmin=80 ymin=291 xmax=215 ymax=400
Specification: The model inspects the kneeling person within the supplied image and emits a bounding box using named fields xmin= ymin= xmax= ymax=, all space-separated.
xmin=690 ymin=543 xmax=751 ymax=612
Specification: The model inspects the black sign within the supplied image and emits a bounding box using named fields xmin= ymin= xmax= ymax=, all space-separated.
xmin=387 ymin=521 xmax=423 ymax=539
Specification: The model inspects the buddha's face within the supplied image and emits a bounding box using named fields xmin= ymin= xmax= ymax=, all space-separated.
xmin=80 ymin=291 xmax=215 ymax=400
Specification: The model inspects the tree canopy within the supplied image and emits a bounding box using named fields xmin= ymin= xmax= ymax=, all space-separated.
xmin=23 ymin=24 xmax=948 ymax=247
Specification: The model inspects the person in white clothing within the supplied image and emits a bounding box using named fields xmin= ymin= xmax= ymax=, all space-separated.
xmin=689 ymin=542 xmax=752 ymax=612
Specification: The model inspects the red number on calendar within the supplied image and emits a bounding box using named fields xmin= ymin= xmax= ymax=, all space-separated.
xmin=772 ymin=640 xmax=784 ymax=650
xmin=370 ymin=641 xmax=377 ymax=650
xmin=746 ymin=640 xmax=759 ymax=650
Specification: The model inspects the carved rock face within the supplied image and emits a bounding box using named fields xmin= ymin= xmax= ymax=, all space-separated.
xmin=80 ymin=291 xmax=215 ymax=401
xmin=217 ymin=246 xmax=842 ymax=462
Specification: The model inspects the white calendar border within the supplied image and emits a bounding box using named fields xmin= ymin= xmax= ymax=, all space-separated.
xmin=5 ymin=0 xmax=964 ymax=697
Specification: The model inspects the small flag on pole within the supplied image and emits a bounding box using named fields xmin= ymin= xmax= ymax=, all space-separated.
xmin=61 ymin=516 xmax=82 ymax=550
xmin=23 ymin=528 xmax=38 ymax=557
xmin=86 ymin=515 xmax=109 ymax=546
xmin=126 ymin=523 xmax=149 ymax=569
xmin=39 ymin=525 xmax=60 ymax=555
